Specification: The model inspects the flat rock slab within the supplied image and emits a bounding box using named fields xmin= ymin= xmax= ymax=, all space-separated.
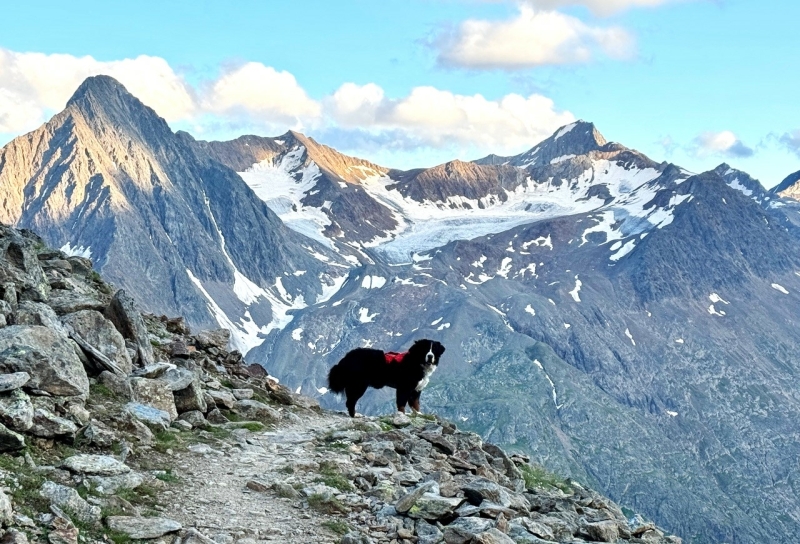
xmin=39 ymin=481 xmax=101 ymax=524
xmin=124 ymin=402 xmax=171 ymax=430
xmin=407 ymin=493 xmax=463 ymax=520
xmin=61 ymin=454 xmax=130 ymax=476
xmin=0 ymin=372 xmax=30 ymax=392
xmin=396 ymin=481 xmax=437 ymax=513
xmin=105 ymin=516 xmax=182 ymax=539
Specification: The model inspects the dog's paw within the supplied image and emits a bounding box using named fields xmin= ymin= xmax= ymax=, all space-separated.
xmin=354 ymin=412 xmax=365 ymax=418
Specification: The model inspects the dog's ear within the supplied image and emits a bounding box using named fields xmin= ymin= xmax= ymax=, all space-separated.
xmin=434 ymin=342 xmax=446 ymax=356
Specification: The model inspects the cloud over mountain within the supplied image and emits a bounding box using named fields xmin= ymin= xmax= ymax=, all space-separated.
xmin=432 ymin=6 xmax=634 ymax=69
xmin=692 ymin=130 xmax=754 ymax=158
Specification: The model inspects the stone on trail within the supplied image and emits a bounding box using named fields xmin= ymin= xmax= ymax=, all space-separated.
xmin=105 ymin=516 xmax=182 ymax=539
xmin=61 ymin=454 xmax=130 ymax=476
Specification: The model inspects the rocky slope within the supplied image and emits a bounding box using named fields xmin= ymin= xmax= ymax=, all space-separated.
xmin=0 ymin=222 xmax=682 ymax=544
xmin=771 ymin=168 xmax=800 ymax=200
xmin=0 ymin=76 xmax=347 ymax=353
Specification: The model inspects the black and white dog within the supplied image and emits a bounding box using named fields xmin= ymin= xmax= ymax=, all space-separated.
xmin=327 ymin=339 xmax=446 ymax=417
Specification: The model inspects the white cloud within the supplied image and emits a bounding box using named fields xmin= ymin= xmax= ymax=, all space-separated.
xmin=434 ymin=6 xmax=635 ymax=69
xmin=0 ymin=48 xmax=195 ymax=132
xmin=327 ymin=82 xmax=575 ymax=152
xmin=202 ymin=62 xmax=321 ymax=123
xmin=780 ymin=130 xmax=800 ymax=158
xmin=521 ymin=0 xmax=693 ymax=16
xmin=692 ymin=131 xmax=754 ymax=159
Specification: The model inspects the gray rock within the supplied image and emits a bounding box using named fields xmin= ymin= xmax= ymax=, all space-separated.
xmin=173 ymin=378 xmax=208 ymax=413
xmin=86 ymin=471 xmax=144 ymax=495
xmin=98 ymin=370 xmax=133 ymax=399
xmin=158 ymin=367 xmax=194 ymax=391
xmin=129 ymin=377 xmax=178 ymax=421
xmin=29 ymin=408 xmax=78 ymax=438
xmin=396 ymin=481 xmax=437 ymax=513
xmin=506 ymin=524 xmax=553 ymax=544
xmin=61 ymin=454 xmax=130 ymax=476
xmin=39 ymin=481 xmax=101 ymax=524
xmin=416 ymin=519 xmax=444 ymax=544
xmin=339 ymin=532 xmax=373 ymax=544
xmin=392 ymin=412 xmax=412 ymax=427
xmin=471 ymin=529 xmax=515 ymax=544
xmin=76 ymin=420 xmax=118 ymax=448
xmin=516 ymin=519 xmax=556 ymax=541
xmin=0 ymin=421 xmax=25 ymax=451
xmin=178 ymin=410 xmax=207 ymax=428
xmin=132 ymin=363 xmax=174 ymax=379
xmin=194 ymin=329 xmax=230 ymax=350
xmin=62 ymin=310 xmax=132 ymax=375
xmin=2 ymin=529 xmax=29 ymax=544
xmin=172 ymin=419 xmax=192 ymax=431
xmin=105 ymin=290 xmax=155 ymax=366
xmin=0 ymin=326 xmax=89 ymax=396
xmin=463 ymin=477 xmax=505 ymax=506
xmin=47 ymin=291 xmax=105 ymax=315
xmin=0 ymin=488 xmax=11 ymax=526
xmin=105 ymin=516 xmax=182 ymax=539
xmin=0 ymin=388 xmax=33 ymax=431
xmin=232 ymin=399 xmax=279 ymax=422
xmin=47 ymin=512 xmax=78 ymax=544
xmin=206 ymin=408 xmax=228 ymax=424
xmin=406 ymin=493 xmax=463 ymax=520
xmin=182 ymin=529 xmax=216 ymax=544
xmin=231 ymin=388 xmax=253 ymax=400
xmin=0 ymin=371 xmax=30 ymax=392
xmin=271 ymin=481 xmax=300 ymax=499
xmin=207 ymin=389 xmax=236 ymax=410
xmin=586 ymin=520 xmax=620 ymax=542
xmin=442 ymin=517 xmax=494 ymax=544
xmin=124 ymin=402 xmax=171 ymax=431
xmin=13 ymin=302 xmax=67 ymax=334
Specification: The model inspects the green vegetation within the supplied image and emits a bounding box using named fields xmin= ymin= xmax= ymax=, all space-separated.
xmin=155 ymin=469 xmax=180 ymax=484
xmin=518 ymin=463 xmax=573 ymax=494
xmin=322 ymin=519 xmax=351 ymax=535
xmin=307 ymin=493 xmax=347 ymax=514
xmin=315 ymin=461 xmax=354 ymax=492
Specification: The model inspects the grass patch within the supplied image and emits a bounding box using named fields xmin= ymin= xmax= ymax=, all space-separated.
xmin=155 ymin=469 xmax=180 ymax=484
xmin=231 ymin=421 xmax=265 ymax=432
xmin=322 ymin=520 xmax=351 ymax=536
xmin=153 ymin=430 xmax=180 ymax=453
xmin=308 ymin=493 xmax=348 ymax=514
xmin=315 ymin=461 xmax=354 ymax=492
xmin=519 ymin=463 xmax=573 ymax=494
xmin=278 ymin=465 xmax=295 ymax=475
xmin=89 ymin=382 xmax=117 ymax=399
xmin=220 ymin=379 xmax=235 ymax=389
xmin=116 ymin=483 xmax=159 ymax=508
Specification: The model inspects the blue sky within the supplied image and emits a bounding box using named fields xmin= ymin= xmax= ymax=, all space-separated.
xmin=0 ymin=0 xmax=798 ymax=186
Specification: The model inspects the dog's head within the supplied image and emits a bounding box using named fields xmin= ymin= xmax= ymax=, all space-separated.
xmin=410 ymin=339 xmax=446 ymax=367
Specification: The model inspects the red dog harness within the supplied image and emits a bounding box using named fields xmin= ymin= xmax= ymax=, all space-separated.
xmin=384 ymin=351 xmax=407 ymax=364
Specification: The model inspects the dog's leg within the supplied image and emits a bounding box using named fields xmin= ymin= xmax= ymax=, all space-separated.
xmin=409 ymin=391 xmax=422 ymax=414
xmin=346 ymin=383 xmax=368 ymax=418
xmin=396 ymin=389 xmax=410 ymax=413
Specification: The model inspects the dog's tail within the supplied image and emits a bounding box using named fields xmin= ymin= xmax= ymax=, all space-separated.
xmin=327 ymin=363 xmax=347 ymax=394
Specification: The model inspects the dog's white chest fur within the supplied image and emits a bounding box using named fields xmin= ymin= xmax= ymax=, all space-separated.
xmin=416 ymin=365 xmax=436 ymax=392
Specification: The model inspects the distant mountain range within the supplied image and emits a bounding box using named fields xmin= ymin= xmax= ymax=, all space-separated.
xmin=2 ymin=75 xmax=800 ymax=543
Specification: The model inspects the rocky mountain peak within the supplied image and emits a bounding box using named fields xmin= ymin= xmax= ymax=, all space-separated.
xmin=772 ymin=169 xmax=800 ymax=200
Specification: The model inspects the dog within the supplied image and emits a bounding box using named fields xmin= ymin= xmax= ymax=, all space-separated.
xmin=327 ymin=339 xmax=446 ymax=417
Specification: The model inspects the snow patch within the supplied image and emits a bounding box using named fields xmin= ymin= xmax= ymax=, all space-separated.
xmin=772 ymin=283 xmax=789 ymax=294
xmin=525 ymin=304 xmax=536 ymax=316
xmin=358 ymin=308 xmax=377 ymax=323
xmin=291 ymin=328 xmax=303 ymax=341
xmin=533 ymin=359 xmax=563 ymax=409
xmin=625 ymin=328 xmax=636 ymax=346
xmin=569 ymin=276 xmax=582 ymax=302
xmin=361 ymin=275 xmax=387 ymax=289
xmin=60 ymin=243 xmax=92 ymax=259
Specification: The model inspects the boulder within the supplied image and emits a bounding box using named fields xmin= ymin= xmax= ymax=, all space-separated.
xmin=129 ymin=378 xmax=178 ymax=421
xmin=158 ymin=367 xmax=194 ymax=391
xmin=2 ymin=240 xmax=50 ymax=302
xmin=587 ymin=520 xmax=620 ymax=542
xmin=98 ymin=370 xmax=133 ymax=399
xmin=105 ymin=290 xmax=154 ymax=366
xmin=194 ymin=329 xmax=230 ymax=350
xmin=105 ymin=516 xmax=182 ymax=539
xmin=463 ymin=477 xmax=506 ymax=506
xmin=173 ymin=379 xmax=208 ymax=413
xmin=0 ymin=326 xmax=89 ymax=396
xmin=0 ymin=421 xmax=25 ymax=451
xmin=61 ymin=454 xmax=131 ymax=476
xmin=442 ymin=517 xmax=494 ymax=544
xmin=29 ymin=408 xmax=78 ymax=438
xmin=406 ymin=493 xmax=463 ymax=520
xmin=39 ymin=481 xmax=101 ymax=524
xmin=123 ymin=402 xmax=171 ymax=431
xmin=207 ymin=389 xmax=236 ymax=410
xmin=178 ymin=410 xmax=207 ymax=428
xmin=472 ymin=529 xmax=516 ymax=544
xmin=86 ymin=472 xmax=144 ymax=495
xmin=339 ymin=533 xmax=373 ymax=544
xmin=13 ymin=302 xmax=67 ymax=334
xmin=396 ymin=481 xmax=437 ymax=513
xmin=0 ymin=371 xmax=30 ymax=392
xmin=47 ymin=290 xmax=106 ymax=315
xmin=0 ymin=388 xmax=33 ymax=432
xmin=61 ymin=310 xmax=132 ymax=375
xmin=232 ymin=399 xmax=280 ymax=422
xmin=416 ymin=519 xmax=444 ymax=544
xmin=75 ymin=420 xmax=118 ymax=448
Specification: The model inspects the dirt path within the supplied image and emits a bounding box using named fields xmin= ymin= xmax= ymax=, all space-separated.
xmin=164 ymin=409 xmax=359 ymax=544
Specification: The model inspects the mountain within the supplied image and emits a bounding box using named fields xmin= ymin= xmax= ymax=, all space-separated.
xmin=246 ymin=127 xmax=800 ymax=542
xmin=771 ymin=168 xmax=800 ymax=200
xmin=0 ymin=76 xmax=347 ymax=353
xmin=4 ymin=76 xmax=800 ymax=542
